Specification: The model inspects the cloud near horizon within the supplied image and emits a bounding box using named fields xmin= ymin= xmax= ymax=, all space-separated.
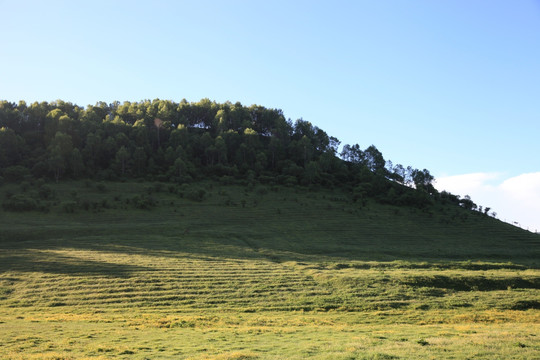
xmin=435 ymin=172 xmax=540 ymax=233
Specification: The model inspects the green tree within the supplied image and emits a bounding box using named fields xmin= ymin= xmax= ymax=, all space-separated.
xmin=215 ymin=108 xmax=229 ymax=133
xmin=364 ymin=145 xmax=385 ymax=175
xmin=48 ymin=132 xmax=73 ymax=182
xmin=70 ymin=148 xmax=85 ymax=178
xmin=172 ymin=157 xmax=186 ymax=178
xmin=298 ymin=135 xmax=313 ymax=166
xmin=303 ymin=161 xmax=321 ymax=184
xmin=169 ymin=124 xmax=189 ymax=148
xmin=133 ymin=147 xmax=147 ymax=176
xmin=57 ymin=114 xmax=75 ymax=136
xmin=392 ymin=164 xmax=406 ymax=184
xmin=115 ymin=146 xmax=130 ymax=176
xmin=0 ymin=127 xmax=25 ymax=167
xmin=3 ymin=165 xmax=30 ymax=182
xmin=200 ymin=132 xmax=214 ymax=165
xmin=254 ymin=151 xmax=267 ymax=174
xmin=459 ymin=195 xmax=477 ymax=211
xmin=340 ymin=144 xmax=364 ymax=164
xmin=44 ymin=108 xmax=63 ymax=144
xmin=49 ymin=146 xmax=65 ymax=182
xmin=164 ymin=146 xmax=176 ymax=167
xmin=242 ymin=128 xmax=259 ymax=166
xmin=412 ymin=168 xmax=435 ymax=193
xmin=215 ymin=136 xmax=227 ymax=164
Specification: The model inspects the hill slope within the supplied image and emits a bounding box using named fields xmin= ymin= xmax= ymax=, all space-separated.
xmin=0 ymin=181 xmax=538 ymax=359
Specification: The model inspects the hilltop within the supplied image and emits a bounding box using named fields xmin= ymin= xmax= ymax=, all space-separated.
xmin=1 ymin=98 xmax=490 ymax=214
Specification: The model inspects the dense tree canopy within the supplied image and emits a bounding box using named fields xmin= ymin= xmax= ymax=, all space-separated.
xmin=0 ymin=98 xmax=477 ymax=210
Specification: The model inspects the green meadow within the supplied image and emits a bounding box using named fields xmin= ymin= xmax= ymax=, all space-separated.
xmin=1 ymin=181 xmax=539 ymax=359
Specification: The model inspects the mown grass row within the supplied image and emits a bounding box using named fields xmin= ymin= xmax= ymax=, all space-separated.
xmin=1 ymin=245 xmax=538 ymax=315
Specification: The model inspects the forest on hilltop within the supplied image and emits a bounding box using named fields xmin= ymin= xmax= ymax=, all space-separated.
xmin=0 ymin=99 xmax=479 ymax=211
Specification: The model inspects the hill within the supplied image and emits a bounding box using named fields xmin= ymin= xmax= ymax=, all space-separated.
xmin=1 ymin=98 xmax=538 ymax=358
xmin=1 ymin=98 xmax=471 ymax=211
xmin=0 ymin=180 xmax=538 ymax=359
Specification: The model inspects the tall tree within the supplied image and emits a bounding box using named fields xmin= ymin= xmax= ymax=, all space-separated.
xmin=133 ymin=147 xmax=147 ymax=176
xmin=115 ymin=146 xmax=130 ymax=176
xmin=48 ymin=131 xmax=73 ymax=182
xmin=364 ymin=145 xmax=386 ymax=175
xmin=412 ymin=168 xmax=436 ymax=194
xmin=70 ymin=148 xmax=85 ymax=178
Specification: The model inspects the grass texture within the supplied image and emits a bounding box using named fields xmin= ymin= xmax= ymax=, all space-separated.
xmin=0 ymin=181 xmax=538 ymax=359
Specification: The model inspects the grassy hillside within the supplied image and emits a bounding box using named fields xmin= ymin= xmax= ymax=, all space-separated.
xmin=0 ymin=180 xmax=539 ymax=359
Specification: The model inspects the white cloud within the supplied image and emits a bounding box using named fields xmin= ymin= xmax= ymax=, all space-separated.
xmin=435 ymin=172 xmax=540 ymax=233
xmin=436 ymin=172 xmax=501 ymax=195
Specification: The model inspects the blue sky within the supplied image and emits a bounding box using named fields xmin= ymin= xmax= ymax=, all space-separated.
xmin=1 ymin=0 xmax=539 ymax=231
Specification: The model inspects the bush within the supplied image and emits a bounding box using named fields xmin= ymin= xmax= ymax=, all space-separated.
xmin=2 ymin=195 xmax=38 ymax=212
xmin=185 ymin=187 xmax=206 ymax=202
xmin=20 ymin=181 xmax=31 ymax=192
xmin=131 ymin=195 xmax=157 ymax=209
xmin=61 ymin=201 xmax=77 ymax=213
xmin=3 ymin=165 xmax=30 ymax=182
xmin=256 ymin=186 xmax=269 ymax=195
xmin=219 ymin=175 xmax=235 ymax=185
xmin=97 ymin=169 xmax=116 ymax=181
xmin=38 ymin=184 xmax=55 ymax=200
xmin=277 ymin=175 xmax=297 ymax=186
xmin=31 ymin=161 xmax=48 ymax=179
xmin=174 ymin=175 xmax=193 ymax=184
xmin=258 ymin=175 xmax=275 ymax=184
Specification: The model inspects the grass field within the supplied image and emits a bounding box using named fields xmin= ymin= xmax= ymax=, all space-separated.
xmin=0 ymin=180 xmax=539 ymax=359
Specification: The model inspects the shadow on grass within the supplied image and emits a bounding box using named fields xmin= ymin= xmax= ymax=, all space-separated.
xmin=403 ymin=275 xmax=540 ymax=291
xmin=0 ymin=250 xmax=149 ymax=277
xmin=0 ymin=208 xmax=538 ymax=269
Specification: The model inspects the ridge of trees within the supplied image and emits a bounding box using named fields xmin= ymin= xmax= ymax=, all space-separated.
xmin=0 ymin=98 xmax=480 ymax=211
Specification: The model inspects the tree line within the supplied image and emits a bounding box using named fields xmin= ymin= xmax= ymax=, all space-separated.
xmin=0 ymin=98 xmax=477 ymax=210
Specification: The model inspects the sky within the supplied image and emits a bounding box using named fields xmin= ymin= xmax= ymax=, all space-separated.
xmin=1 ymin=0 xmax=539 ymax=232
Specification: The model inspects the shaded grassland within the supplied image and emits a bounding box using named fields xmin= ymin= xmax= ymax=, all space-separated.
xmin=0 ymin=181 xmax=539 ymax=359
